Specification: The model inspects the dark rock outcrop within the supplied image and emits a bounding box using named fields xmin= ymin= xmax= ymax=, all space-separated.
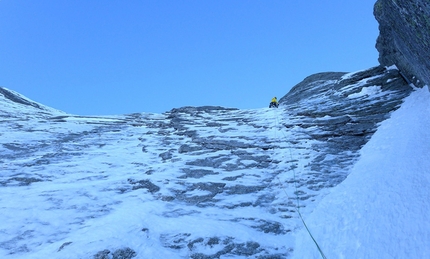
xmin=280 ymin=66 xmax=412 ymax=189
xmin=93 ymin=247 xmax=137 ymax=259
xmin=374 ymin=0 xmax=430 ymax=86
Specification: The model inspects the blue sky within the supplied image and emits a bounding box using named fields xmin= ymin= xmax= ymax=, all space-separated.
xmin=0 ymin=0 xmax=379 ymax=115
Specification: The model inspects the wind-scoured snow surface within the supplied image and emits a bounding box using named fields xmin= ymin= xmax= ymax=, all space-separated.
xmin=0 ymin=66 xmax=426 ymax=258
xmin=294 ymin=86 xmax=430 ymax=259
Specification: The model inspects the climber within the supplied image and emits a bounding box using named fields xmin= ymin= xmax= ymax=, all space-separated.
xmin=269 ymin=97 xmax=279 ymax=108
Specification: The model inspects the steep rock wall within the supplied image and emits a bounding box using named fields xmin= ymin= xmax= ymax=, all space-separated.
xmin=374 ymin=0 xmax=430 ymax=86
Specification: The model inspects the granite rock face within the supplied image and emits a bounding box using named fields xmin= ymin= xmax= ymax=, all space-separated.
xmin=374 ymin=0 xmax=430 ymax=86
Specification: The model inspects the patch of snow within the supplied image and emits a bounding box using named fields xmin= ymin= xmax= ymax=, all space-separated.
xmin=340 ymin=69 xmax=368 ymax=81
xmin=386 ymin=64 xmax=398 ymax=70
xmin=348 ymin=85 xmax=382 ymax=98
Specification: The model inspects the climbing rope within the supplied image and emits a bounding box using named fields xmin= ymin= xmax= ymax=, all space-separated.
xmin=271 ymin=108 xmax=328 ymax=259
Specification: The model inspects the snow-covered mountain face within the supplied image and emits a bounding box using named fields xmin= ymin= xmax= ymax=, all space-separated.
xmin=0 ymin=66 xmax=412 ymax=258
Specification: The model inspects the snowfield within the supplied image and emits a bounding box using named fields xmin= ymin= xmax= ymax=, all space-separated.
xmin=0 ymin=67 xmax=429 ymax=258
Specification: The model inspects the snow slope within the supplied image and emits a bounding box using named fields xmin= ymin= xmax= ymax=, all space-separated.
xmin=1 ymin=66 xmax=427 ymax=258
xmin=294 ymin=86 xmax=430 ymax=258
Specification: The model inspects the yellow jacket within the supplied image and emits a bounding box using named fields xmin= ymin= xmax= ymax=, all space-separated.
xmin=271 ymin=97 xmax=278 ymax=103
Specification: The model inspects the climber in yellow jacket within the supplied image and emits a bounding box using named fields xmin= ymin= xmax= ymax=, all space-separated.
xmin=269 ymin=97 xmax=279 ymax=108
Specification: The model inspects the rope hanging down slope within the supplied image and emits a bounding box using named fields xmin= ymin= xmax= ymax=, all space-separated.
xmin=271 ymin=108 xmax=327 ymax=259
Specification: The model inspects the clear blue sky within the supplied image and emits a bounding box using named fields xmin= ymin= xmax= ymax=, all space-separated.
xmin=1 ymin=0 xmax=379 ymax=115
